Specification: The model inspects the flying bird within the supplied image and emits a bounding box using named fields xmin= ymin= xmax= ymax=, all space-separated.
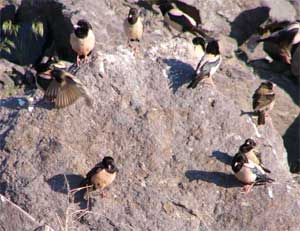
xmin=70 ymin=19 xmax=95 ymax=65
xmin=124 ymin=8 xmax=144 ymax=43
xmin=187 ymin=39 xmax=221 ymax=89
xmin=239 ymin=138 xmax=271 ymax=173
xmin=252 ymin=81 xmax=275 ymax=125
xmin=157 ymin=0 xmax=208 ymax=38
xmin=34 ymin=57 xmax=66 ymax=92
xmin=81 ymin=156 xmax=118 ymax=198
xmin=257 ymin=21 xmax=300 ymax=64
xmin=231 ymin=152 xmax=274 ymax=193
xmin=34 ymin=62 xmax=92 ymax=108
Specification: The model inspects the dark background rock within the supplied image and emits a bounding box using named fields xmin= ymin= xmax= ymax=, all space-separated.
xmin=0 ymin=0 xmax=299 ymax=230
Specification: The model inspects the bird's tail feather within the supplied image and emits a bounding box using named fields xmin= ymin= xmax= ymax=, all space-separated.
xmin=261 ymin=164 xmax=271 ymax=173
xmin=193 ymin=26 xmax=211 ymax=40
xmin=187 ymin=77 xmax=200 ymax=89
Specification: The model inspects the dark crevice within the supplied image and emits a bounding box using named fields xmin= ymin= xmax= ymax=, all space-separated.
xmin=0 ymin=0 xmax=76 ymax=65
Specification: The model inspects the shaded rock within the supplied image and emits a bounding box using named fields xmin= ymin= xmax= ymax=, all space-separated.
xmin=284 ymin=115 xmax=300 ymax=173
xmin=291 ymin=44 xmax=300 ymax=81
xmin=230 ymin=6 xmax=269 ymax=46
xmin=1 ymin=0 xmax=74 ymax=65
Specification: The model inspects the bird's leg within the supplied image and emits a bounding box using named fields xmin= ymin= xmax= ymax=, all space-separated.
xmin=241 ymin=183 xmax=254 ymax=194
xmin=100 ymin=191 xmax=107 ymax=198
xmin=84 ymin=55 xmax=91 ymax=64
xmin=76 ymin=55 xmax=81 ymax=66
xmin=201 ymin=76 xmax=215 ymax=87
xmin=172 ymin=33 xmax=183 ymax=39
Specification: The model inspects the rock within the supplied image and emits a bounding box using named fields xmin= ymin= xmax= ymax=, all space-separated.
xmin=0 ymin=0 xmax=300 ymax=230
xmin=291 ymin=44 xmax=300 ymax=81
xmin=261 ymin=0 xmax=297 ymax=23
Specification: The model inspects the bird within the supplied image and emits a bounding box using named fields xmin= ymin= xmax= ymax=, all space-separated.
xmin=34 ymin=62 xmax=92 ymax=108
xmin=45 ymin=69 xmax=92 ymax=108
xmin=231 ymin=152 xmax=274 ymax=193
xmin=252 ymin=81 xmax=276 ymax=125
xmin=257 ymin=21 xmax=300 ymax=64
xmin=124 ymin=7 xmax=144 ymax=43
xmin=70 ymin=19 xmax=95 ymax=66
xmin=156 ymin=0 xmax=208 ymax=38
xmin=81 ymin=156 xmax=118 ymax=198
xmin=239 ymin=138 xmax=271 ymax=173
xmin=34 ymin=57 xmax=66 ymax=92
xmin=190 ymin=36 xmax=206 ymax=59
xmin=187 ymin=39 xmax=221 ymax=89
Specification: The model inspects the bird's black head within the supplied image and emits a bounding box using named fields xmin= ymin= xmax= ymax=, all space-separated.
xmin=128 ymin=8 xmax=139 ymax=24
xmin=102 ymin=156 xmax=118 ymax=173
xmin=74 ymin=19 xmax=92 ymax=38
xmin=239 ymin=138 xmax=256 ymax=153
xmin=192 ymin=36 xmax=206 ymax=49
xmin=261 ymin=81 xmax=274 ymax=90
xmin=231 ymin=153 xmax=247 ymax=173
xmin=50 ymin=68 xmax=65 ymax=82
xmin=35 ymin=62 xmax=51 ymax=74
xmin=206 ymin=40 xmax=220 ymax=55
xmin=157 ymin=0 xmax=173 ymax=15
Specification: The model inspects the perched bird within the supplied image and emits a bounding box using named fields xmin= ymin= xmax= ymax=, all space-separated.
xmin=190 ymin=36 xmax=206 ymax=59
xmin=81 ymin=156 xmax=118 ymax=198
xmin=239 ymin=138 xmax=271 ymax=173
xmin=124 ymin=8 xmax=144 ymax=43
xmin=231 ymin=152 xmax=274 ymax=193
xmin=187 ymin=39 xmax=221 ymax=89
xmin=157 ymin=0 xmax=207 ymax=38
xmin=252 ymin=81 xmax=276 ymax=125
xmin=257 ymin=21 xmax=300 ymax=64
xmin=70 ymin=19 xmax=95 ymax=65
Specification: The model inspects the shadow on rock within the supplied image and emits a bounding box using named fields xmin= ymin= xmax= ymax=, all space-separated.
xmin=47 ymin=174 xmax=84 ymax=194
xmin=283 ymin=115 xmax=300 ymax=173
xmin=134 ymin=0 xmax=160 ymax=15
xmin=211 ymin=150 xmax=233 ymax=166
xmin=250 ymin=59 xmax=299 ymax=105
xmin=0 ymin=4 xmax=16 ymax=23
xmin=0 ymin=97 xmax=29 ymax=110
xmin=185 ymin=170 xmax=240 ymax=188
xmin=230 ymin=7 xmax=269 ymax=46
xmin=47 ymin=174 xmax=89 ymax=209
xmin=163 ymin=58 xmax=195 ymax=93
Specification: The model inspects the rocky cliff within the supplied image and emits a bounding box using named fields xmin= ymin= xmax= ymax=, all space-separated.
xmin=0 ymin=0 xmax=299 ymax=230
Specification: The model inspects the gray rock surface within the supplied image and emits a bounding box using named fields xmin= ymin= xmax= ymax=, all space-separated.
xmin=0 ymin=0 xmax=300 ymax=230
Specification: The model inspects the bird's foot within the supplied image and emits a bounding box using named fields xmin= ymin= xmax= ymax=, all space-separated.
xmin=84 ymin=56 xmax=91 ymax=64
xmin=128 ymin=40 xmax=140 ymax=54
xmin=76 ymin=56 xmax=81 ymax=66
xmin=241 ymin=184 xmax=254 ymax=194
xmin=201 ymin=78 xmax=215 ymax=87
xmin=100 ymin=191 xmax=107 ymax=198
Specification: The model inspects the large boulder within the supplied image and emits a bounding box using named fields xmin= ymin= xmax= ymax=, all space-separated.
xmin=0 ymin=0 xmax=299 ymax=230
